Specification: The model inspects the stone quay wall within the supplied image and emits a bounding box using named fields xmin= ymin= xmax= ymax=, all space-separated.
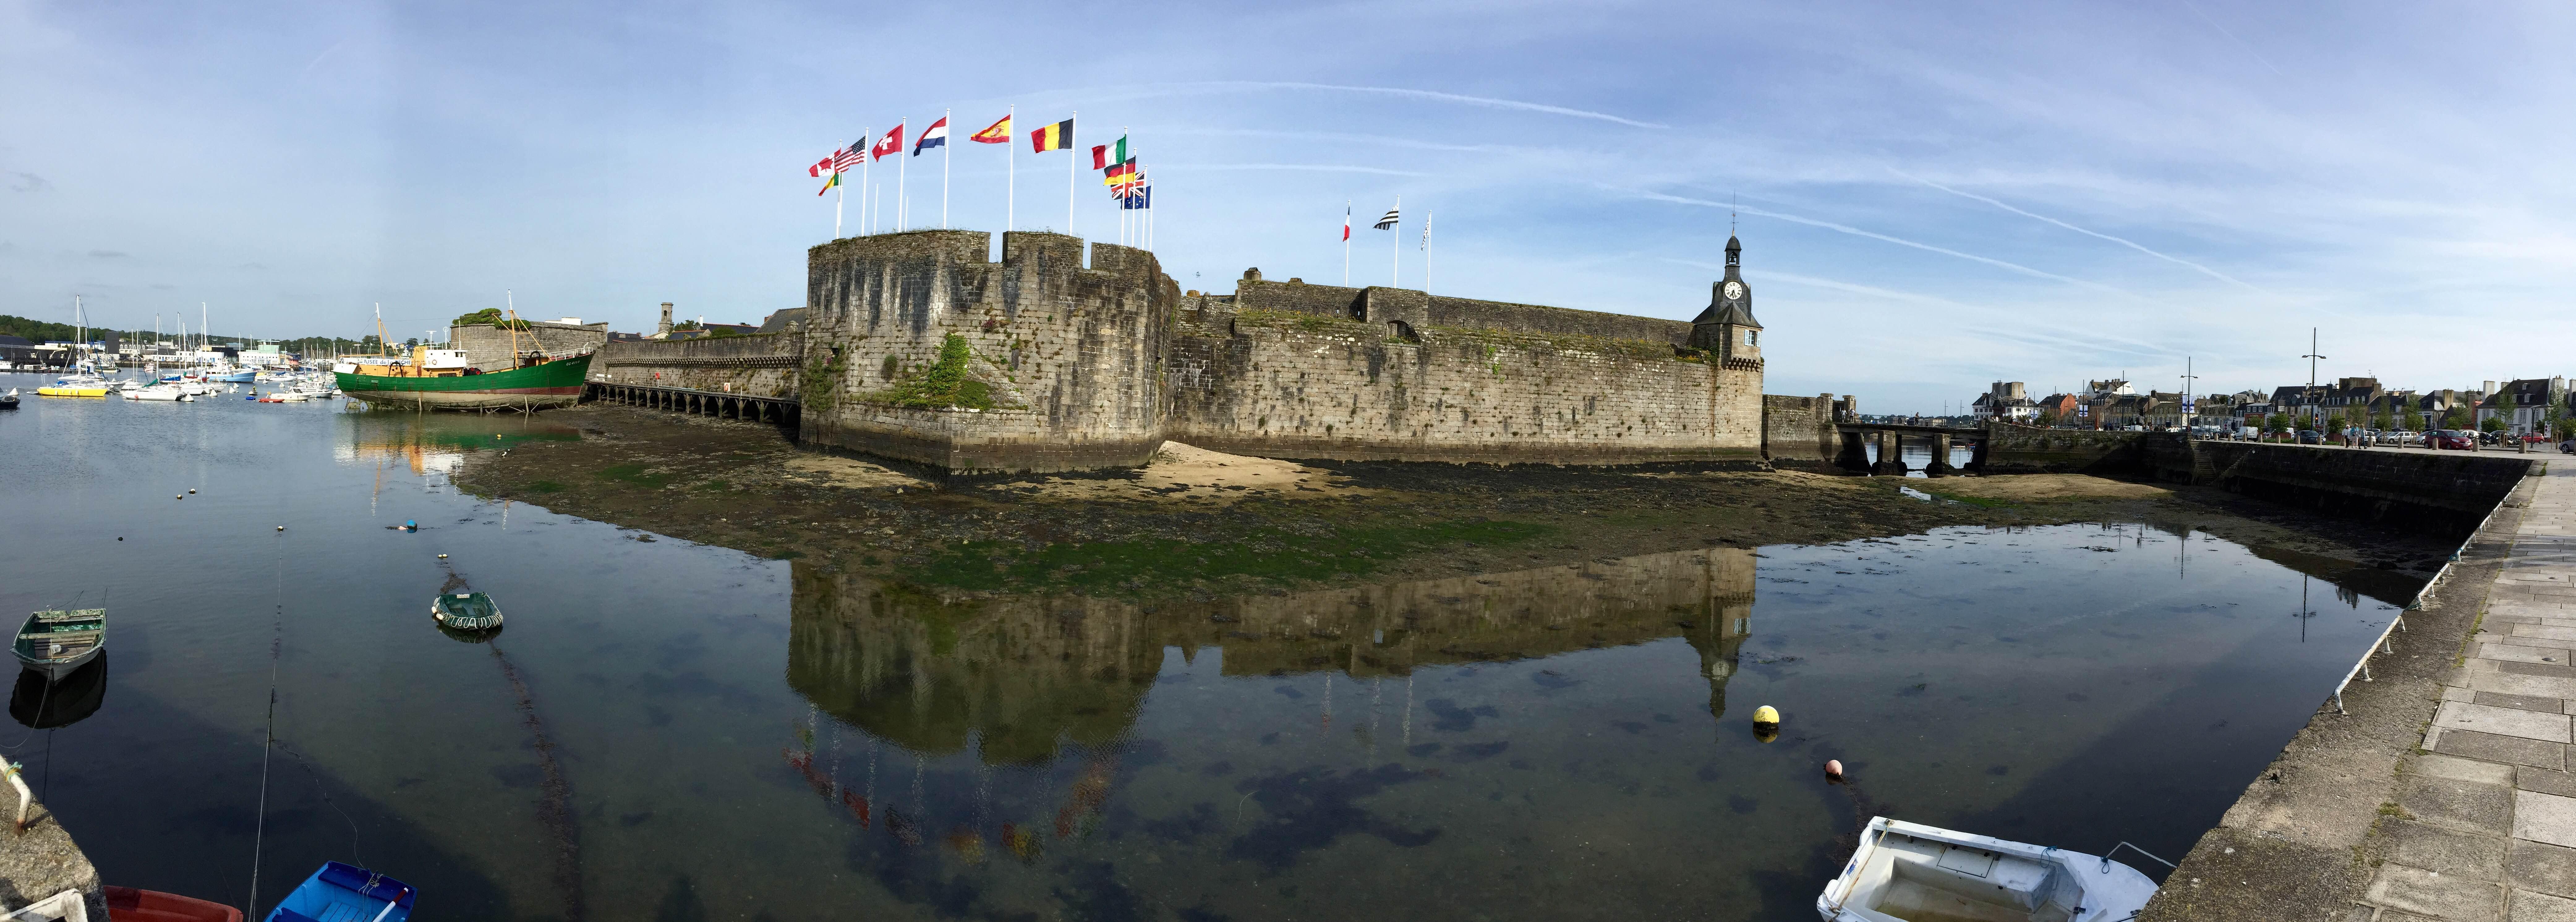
xmin=1162 ymin=307 xmax=1764 ymax=465
xmin=593 ymin=332 xmax=803 ymax=398
xmin=450 ymin=320 xmax=609 ymax=372
xmin=2158 ymin=440 xmax=2533 ymax=530
xmin=797 ymin=230 xmax=1175 ymax=474
xmin=1977 ymin=425 xmax=2152 ymax=474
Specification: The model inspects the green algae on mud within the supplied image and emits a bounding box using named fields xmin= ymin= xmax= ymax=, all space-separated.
xmin=916 ymin=519 xmax=1555 ymax=593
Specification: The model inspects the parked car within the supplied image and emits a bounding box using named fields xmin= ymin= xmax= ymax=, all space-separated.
xmin=2523 ymin=433 xmax=2552 ymax=444
xmin=2297 ymin=429 xmax=2324 ymax=445
xmin=2429 ymin=430 xmax=2479 ymax=450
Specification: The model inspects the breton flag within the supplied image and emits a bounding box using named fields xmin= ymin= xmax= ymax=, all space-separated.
xmin=1342 ymin=204 xmax=1351 ymax=241
xmin=970 ymin=113 xmax=1012 ymax=143
xmin=914 ymin=117 xmax=948 ymax=156
xmin=1029 ymin=117 xmax=1073 ymax=152
xmin=1091 ymin=135 xmax=1129 ymax=170
xmin=1374 ymin=205 xmax=1400 ymax=229
xmin=871 ymin=124 xmax=904 ymax=161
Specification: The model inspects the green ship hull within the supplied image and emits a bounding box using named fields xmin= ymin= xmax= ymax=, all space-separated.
xmin=339 ymin=353 xmax=593 ymax=411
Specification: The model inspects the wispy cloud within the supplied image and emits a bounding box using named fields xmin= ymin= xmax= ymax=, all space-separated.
xmin=1160 ymin=164 xmax=1432 ymax=177
xmin=1633 ymin=190 xmax=2146 ymax=301
xmin=7 ymin=171 xmax=46 ymax=193
xmin=2178 ymin=0 xmax=2284 ymax=77
xmin=88 ymin=250 xmax=127 ymax=259
xmin=1890 ymin=169 xmax=2272 ymax=294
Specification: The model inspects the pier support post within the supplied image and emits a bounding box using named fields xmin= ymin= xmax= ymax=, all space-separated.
xmin=1836 ymin=431 xmax=1870 ymax=473
xmin=1926 ymin=433 xmax=1958 ymax=477
xmin=1873 ymin=430 xmax=1909 ymax=476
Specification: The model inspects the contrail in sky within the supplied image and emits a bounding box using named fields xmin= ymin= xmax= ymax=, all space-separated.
xmin=1892 ymin=169 xmax=2272 ymax=294
xmin=1160 ymin=164 xmax=1431 ymax=177
xmin=1191 ymin=82 xmax=1670 ymax=129
xmin=1663 ymin=258 xmax=2181 ymax=359
xmin=1633 ymin=190 xmax=2147 ymax=301
xmin=2179 ymin=0 xmax=2286 ymax=76
xmin=1044 ymin=81 xmax=1666 ymax=130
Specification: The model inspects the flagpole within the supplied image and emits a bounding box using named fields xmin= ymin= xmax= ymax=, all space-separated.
xmin=1392 ymin=194 xmax=1401 ymax=288
xmin=897 ymin=120 xmax=908 ymax=231
xmin=941 ymin=108 xmax=951 ymax=230
xmin=1121 ymin=126 xmax=1130 ymax=247
xmin=860 ymin=127 xmax=871 ymax=236
xmin=1066 ymin=109 xmax=1077 ymax=240
xmin=1422 ymin=211 xmax=1431 ymax=292
xmin=834 ymin=179 xmax=845 ymax=240
xmin=1343 ymin=200 xmax=1351 ymax=285
xmin=1007 ymin=105 xmax=1015 ymax=233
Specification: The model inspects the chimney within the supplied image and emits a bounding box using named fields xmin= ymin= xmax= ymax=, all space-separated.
xmin=2485 ymin=381 xmax=2496 ymax=395
xmin=657 ymin=302 xmax=674 ymax=337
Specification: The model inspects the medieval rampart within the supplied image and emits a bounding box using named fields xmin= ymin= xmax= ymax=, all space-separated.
xmin=449 ymin=319 xmax=608 ymax=371
xmin=797 ymin=230 xmax=1174 ymax=473
xmin=1163 ymin=309 xmax=1761 ymax=464
xmin=772 ymin=228 xmax=1809 ymax=474
xmin=1762 ymin=394 xmax=1856 ymax=469
xmin=594 ymin=332 xmax=803 ymax=397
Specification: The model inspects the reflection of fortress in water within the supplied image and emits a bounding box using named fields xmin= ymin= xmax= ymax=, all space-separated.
xmin=787 ymin=547 xmax=1756 ymax=764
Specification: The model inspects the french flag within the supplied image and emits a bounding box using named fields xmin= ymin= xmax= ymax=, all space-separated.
xmin=913 ymin=117 xmax=948 ymax=156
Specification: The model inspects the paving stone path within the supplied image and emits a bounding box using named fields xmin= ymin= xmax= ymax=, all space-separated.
xmin=2365 ymin=458 xmax=2576 ymax=921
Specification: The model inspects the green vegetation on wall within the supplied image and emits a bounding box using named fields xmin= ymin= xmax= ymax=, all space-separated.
xmin=871 ymin=334 xmax=995 ymax=410
xmin=451 ymin=308 xmax=530 ymax=330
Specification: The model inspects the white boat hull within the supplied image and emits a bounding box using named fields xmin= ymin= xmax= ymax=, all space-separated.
xmin=1818 ymin=817 xmax=2159 ymax=922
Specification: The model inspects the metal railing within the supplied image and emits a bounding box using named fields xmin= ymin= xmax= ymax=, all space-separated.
xmin=2330 ymin=465 xmax=2529 ymax=714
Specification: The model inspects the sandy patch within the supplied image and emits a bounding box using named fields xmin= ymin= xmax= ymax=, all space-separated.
xmin=1013 ymin=441 xmax=1369 ymax=505
xmin=782 ymin=453 xmax=930 ymax=489
xmin=1923 ymin=474 xmax=2171 ymax=501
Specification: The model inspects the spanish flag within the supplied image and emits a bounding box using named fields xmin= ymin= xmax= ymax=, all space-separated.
xmin=970 ymin=113 xmax=1011 ymax=144
xmin=1029 ymin=117 xmax=1073 ymax=153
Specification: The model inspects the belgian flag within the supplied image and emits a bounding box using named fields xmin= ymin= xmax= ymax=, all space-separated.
xmin=1029 ymin=117 xmax=1073 ymax=153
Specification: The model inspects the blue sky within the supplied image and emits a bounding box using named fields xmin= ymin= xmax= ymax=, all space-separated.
xmin=5 ymin=1 xmax=2570 ymax=413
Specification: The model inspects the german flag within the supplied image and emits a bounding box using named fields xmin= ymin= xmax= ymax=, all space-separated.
xmin=1029 ymin=117 xmax=1073 ymax=153
xmin=1102 ymin=160 xmax=1137 ymax=186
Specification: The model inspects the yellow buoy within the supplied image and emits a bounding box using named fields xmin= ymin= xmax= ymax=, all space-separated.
xmin=1752 ymin=705 xmax=1780 ymax=725
xmin=437 ymin=554 xmax=449 ymax=559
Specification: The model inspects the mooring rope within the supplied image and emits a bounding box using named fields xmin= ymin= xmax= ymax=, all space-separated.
xmin=248 ymin=527 xmax=283 ymax=920
xmin=488 ymin=641 xmax=584 ymax=920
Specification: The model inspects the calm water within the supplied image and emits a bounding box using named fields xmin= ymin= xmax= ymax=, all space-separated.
xmin=0 ymin=389 xmax=2412 ymax=920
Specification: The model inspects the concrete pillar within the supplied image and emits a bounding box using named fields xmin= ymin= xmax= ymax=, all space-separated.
xmin=1873 ymin=430 xmax=1909 ymax=476
xmin=1926 ymin=433 xmax=1958 ymax=477
xmin=1835 ymin=431 xmax=1870 ymax=473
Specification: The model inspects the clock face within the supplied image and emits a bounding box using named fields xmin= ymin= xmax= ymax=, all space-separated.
xmin=1723 ymin=281 xmax=1744 ymax=301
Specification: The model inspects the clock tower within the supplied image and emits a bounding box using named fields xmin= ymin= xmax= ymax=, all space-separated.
xmin=1690 ymin=235 xmax=1762 ymax=361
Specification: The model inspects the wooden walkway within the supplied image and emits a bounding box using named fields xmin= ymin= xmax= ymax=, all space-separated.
xmin=586 ymin=382 xmax=798 ymax=425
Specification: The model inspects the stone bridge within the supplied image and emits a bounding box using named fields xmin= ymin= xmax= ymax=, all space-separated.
xmin=584 ymin=331 xmax=805 ymax=424
xmin=1834 ymin=422 xmax=1986 ymax=476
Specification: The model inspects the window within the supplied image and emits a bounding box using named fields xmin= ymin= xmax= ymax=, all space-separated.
xmin=1744 ymin=330 xmax=1758 ymax=348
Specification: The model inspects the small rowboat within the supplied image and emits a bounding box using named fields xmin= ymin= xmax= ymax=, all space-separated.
xmin=430 ymin=592 xmax=502 ymax=631
xmin=264 ymin=861 xmax=414 ymax=922
xmin=1817 ymin=817 xmax=2159 ymax=921
xmin=14 ymin=609 xmax=105 ymax=681
xmin=107 ymin=885 xmax=245 ymax=921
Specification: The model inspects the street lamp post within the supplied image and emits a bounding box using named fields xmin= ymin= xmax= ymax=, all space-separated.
xmin=2180 ymin=357 xmax=2199 ymax=439
xmin=2302 ymin=328 xmax=2327 ymax=442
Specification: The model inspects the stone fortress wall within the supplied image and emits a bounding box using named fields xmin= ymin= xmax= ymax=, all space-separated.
xmin=448 ymin=319 xmax=609 ymax=372
xmin=774 ymin=229 xmax=1831 ymax=474
xmin=593 ymin=332 xmax=804 ymax=398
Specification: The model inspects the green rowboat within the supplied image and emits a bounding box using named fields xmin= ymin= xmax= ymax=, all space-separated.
xmin=431 ymin=592 xmax=503 ymax=630
xmin=339 ymin=353 xmax=592 ymax=411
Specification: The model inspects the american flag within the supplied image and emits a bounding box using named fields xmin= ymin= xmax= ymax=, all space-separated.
xmin=832 ymin=143 xmax=866 ymax=172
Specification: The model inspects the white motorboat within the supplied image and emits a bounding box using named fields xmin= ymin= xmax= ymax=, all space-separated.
xmin=1817 ymin=817 xmax=2160 ymax=922
xmin=124 ymin=383 xmax=190 ymax=401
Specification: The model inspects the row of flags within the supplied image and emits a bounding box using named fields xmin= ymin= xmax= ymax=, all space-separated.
xmin=1342 ymin=200 xmax=1431 ymax=288
xmin=807 ymin=110 xmax=1153 ymax=245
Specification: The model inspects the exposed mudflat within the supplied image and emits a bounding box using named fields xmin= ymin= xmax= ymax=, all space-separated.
xmin=450 ymin=405 xmax=2459 ymax=600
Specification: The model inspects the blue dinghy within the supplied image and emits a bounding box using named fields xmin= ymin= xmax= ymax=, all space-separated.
xmin=264 ymin=861 xmax=415 ymax=922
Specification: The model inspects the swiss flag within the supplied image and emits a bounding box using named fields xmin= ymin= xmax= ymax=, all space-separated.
xmin=870 ymin=124 xmax=904 ymax=161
